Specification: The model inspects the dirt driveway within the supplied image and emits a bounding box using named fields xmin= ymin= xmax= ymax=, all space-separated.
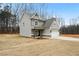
xmin=0 ymin=34 xmax=79 ymax=56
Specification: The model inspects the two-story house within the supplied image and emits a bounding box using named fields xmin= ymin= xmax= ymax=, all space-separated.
xmin=19 ymin=11 xmax=60 ymax=38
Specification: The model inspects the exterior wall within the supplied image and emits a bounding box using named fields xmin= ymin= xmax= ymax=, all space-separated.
xmin=50 ymin=20 xmax=59 ymax=38
xmin=43 ymin=19 xmax=59 ymax=37
xmin=19 ymin=13 xmax=32 ymax=37
xmin=31 ymin=19 xmax=44 ymax=28
xmin=43 ymin=28 xmax=51 ymax=36
xmin=51 ymin=30 xmax=59 ymax=38
xmin=50 ymin=20 xmax=59 ymax=30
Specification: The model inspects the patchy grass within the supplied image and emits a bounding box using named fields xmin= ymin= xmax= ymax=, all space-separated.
xmin=0 ymin=34 xmax=79 ymax=56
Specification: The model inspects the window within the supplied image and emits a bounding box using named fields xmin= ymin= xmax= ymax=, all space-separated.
xmin=35 ymin=21 xmax=38 ymax=25
xmin=50 ymin=30 xmax=52 ymax=33
xmin=23 ymin=22 xmax=25 ymax=26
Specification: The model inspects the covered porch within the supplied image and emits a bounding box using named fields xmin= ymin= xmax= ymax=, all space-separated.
xmin=32 ymin=27 xmax=44 ymax=38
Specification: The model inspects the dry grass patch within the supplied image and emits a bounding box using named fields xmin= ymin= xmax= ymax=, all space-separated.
xmin=0 ymin=34 xmax=79 ymax=56
xmin=0 ymin=34 xmax=37 ymax=50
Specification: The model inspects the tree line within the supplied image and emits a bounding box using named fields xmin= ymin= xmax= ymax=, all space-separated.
xmin=59 ymin=24 xmax=79 ymax=34
xmin=0 ymin=4 xmax=19 ymax=33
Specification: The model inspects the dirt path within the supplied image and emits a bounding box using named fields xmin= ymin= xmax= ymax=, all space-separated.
xmin=53 ymin=36 xmax=79 ymax=41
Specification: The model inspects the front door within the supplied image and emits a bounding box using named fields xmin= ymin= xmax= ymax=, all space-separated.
xmin=33 ymin=30 xmax=43 ymax=38
xmin=38 ymin=30 xmax=43 ymax=38
xmin=38 ymin=30 xmax=41 ymax=36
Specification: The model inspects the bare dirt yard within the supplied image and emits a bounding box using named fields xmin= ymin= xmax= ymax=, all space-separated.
xmin=62 ymin=34 xmax=79 ymax=38
xmin=0 ymin=34 xmax=79 ymax=56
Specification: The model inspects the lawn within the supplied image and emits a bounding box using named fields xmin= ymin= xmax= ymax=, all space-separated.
xmin=0 ymin=34 xmax=79 ymax=56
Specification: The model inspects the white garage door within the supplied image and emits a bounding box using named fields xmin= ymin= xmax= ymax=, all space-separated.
xmin=51 ymin=31 xmax=59 ymax=38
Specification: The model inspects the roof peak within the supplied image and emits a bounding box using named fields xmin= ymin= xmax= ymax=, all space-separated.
xmin=35 ymin=13 xmax=39 ymax=16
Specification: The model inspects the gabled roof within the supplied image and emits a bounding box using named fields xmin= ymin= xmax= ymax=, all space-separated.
xmin=31 ymin=13 xmax=39 ymax=19
xmin=31 ymin=13 xmax=45 ymax=22
xmin=44 ymin=17 xmax=56 ymax=28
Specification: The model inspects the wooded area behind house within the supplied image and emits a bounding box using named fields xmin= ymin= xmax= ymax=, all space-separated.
xmin=59 ymin=25 xmax=79 ymax=34
xmin=0 ymin=4 xmax=19 ymax=33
